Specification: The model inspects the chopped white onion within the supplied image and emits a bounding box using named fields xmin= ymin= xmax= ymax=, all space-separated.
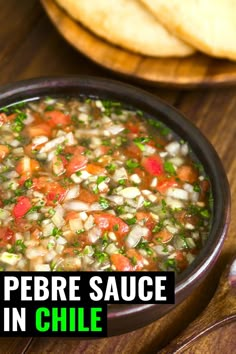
xmin=191 ymin=191 xmax=199 ymax=202
xmin=90 ymin=202 xmax=105 ymax=211
xmin=183 ymin=183 xmax=194 ymax=193
xmin=64 ymin=201 xmax=90 ymax=212
xmin=106 ymin=195 xmax=124 ymax=205
xmin=126 ymin=225 xmax=149 ymax=248
xmin=79 ymin=212 xmax=88 ymax=221
xmin=181 ymin=143 xmax=189 ymax=156
xmin=24 ymin=112 xmax=35 ymax=125
xmin=26 ymin=212 xmax=41 ymax=221
xmin=26 ymin=247 xmax=47 ymax=259
xmin=52 ymin=205 xmax=65 ymax=228
xmin=150 ymin=177 xmax=158 ymax=188
xmin=0 ymin=252 xmax=21 ymax=265
xmin=166 ymin=187 xmax=189 ymax=200
xmin=112 ymin=167 xmax=128 ymax=182
xmin=130 ymin=174 xmax=141 ymax=184
xmin=84 ymin=215 xmax=95 ymax=231
xmin=118 ymin=187 xmax=141 ymax=199
xmin=69 ymin=218 xmax=83 ymax=233
xmin=106 ymin=243 xmax=119 ymax=255
xmin=34 ymin=264 xmax=50 ymax=271
xmin=106 ymin=124 xmax=124 ymax=135
xmin=32 ymin=135 xmax=48 ymax=147
xmin=9 ymin=139 xmax=21 ymax=147
xmin=185 ymin=223 xmax=195 ymax=230
xmin=40 ymin=135 xmax=66 ymax=153
xmin=87 ymin=227 xmax=102 ymax=243
xmin=165 ymin=197 xmax=184 ymax=209
xmin=42 ymin=222 xmax=55 ymax=237
xmin=56 ymin=236 xmax=67 ymax=245
xmin=165 ymin=141 xmax=180 ymax=156
xmin=64 ymin=185 xmax=80 ymax=201
xmin=168 ymin=157 xmax=184 ymax=167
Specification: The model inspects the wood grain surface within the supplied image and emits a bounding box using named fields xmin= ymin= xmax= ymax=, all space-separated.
xmin=0 ymin=1 xmax=235 ymax=353
xmin=40 ymin=0 xmax=236 ymax=88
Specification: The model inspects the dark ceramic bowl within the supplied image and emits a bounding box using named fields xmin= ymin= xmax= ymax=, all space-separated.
xmin=0 ymin=76 xmax=230 ymax=336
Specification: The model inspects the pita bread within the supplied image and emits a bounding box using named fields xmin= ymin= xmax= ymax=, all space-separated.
xmin=55 ymin=0 xmax=194 ymax=57
xmin=140 ymin=0 xmax=236 ymax=60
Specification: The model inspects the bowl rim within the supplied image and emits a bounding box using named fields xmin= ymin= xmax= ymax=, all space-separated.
xmin=0 ymin=75 xmax=231 ymax=322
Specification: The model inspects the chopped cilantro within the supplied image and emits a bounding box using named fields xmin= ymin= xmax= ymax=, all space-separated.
xmin=164 ymin=258 xmax=177 ymax=270
xmin=126 ymin=159 xmax=139 ymax=171
xmin=193 ymin=183 xmax=201 ymax=192
xmin=94 ymin=249 xmax=109 ymax=263
xmin=45 ymin=105 xmax=54 ymax=111
xmin=76 ymin=228 xmax=85 ymax=235
xmin=136 ymin=110 xmax=143 ymax=117
xmin=200 ymin=209 xmax=210 ymax=218
xmin=125 ymin=217 xmax=137 ymax=225
xmin=118 ymin=179 xmax=126 ymax=185
xmin=52 ymin=227 xmax=62 ymax=237
xmin=152 ymin=220 xmax=165 ymax=233
xmin=113 ymin=224 xmax=119 ymax=231
xmin=97 ymin=176 xmax=107 ymax=185
xmin=164 ymin=161 xmax=176 ymax=175
xmin=99 ymin=197 xmax=110 ymax=210
xmin=9 ymin=240 xmax=26 ymax=254
xmin=136 ymin=240 xmax=153 ymax=255
xmin=27 ymin=205 xmax=41 ymax=214
xmin=106 ymin=163 xmax=116 ymax=172
xmin=147 ymin=118 xmax=171 ymax=136
xmin=133 ymin=137 xmax=150 ymax=151
xmin=24 ymin=179 xmax=33 ymax=189
xmin=143 ymin=200 xmax=152 ymax=208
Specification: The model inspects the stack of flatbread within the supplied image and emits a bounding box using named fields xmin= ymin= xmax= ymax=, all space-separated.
xmin=55 ymin=0 xmax=236 ymax=60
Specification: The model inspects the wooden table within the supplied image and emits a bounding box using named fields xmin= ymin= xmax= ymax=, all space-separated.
xmin=0 ymin=1 xmax=235 ymax=353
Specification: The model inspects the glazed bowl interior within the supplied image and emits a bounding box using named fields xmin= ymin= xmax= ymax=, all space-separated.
xmin=0 ymin=76 xmax=230 ymax=336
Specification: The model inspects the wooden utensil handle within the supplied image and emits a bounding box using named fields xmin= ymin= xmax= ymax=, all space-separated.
xmin=160 ymin=263 xmax=236 ymax=353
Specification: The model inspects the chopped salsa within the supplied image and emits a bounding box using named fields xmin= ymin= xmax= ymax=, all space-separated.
xmin=0 ymin=97 xmax=212 ymax=272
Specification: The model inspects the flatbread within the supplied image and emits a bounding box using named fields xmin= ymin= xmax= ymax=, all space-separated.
xmin=140 ymin=0 xmax=236 ymax=60
xmin=55 ymin=0 xmax=194 ymax=57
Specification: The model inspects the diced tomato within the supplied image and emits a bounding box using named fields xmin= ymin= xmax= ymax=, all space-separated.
xmin=0 ymin=113 xmax=8 ymax=125
xmin=157 ymin=176 xmax=178 ymax=193
xmin=199 ymin=179 xmax=210 ymax=201
xmin=31 ymin=228 xmax=41 ymax=240
xmin=63 ymin=247 xmax=76 ymax=256
xmin=154 ymin=229 xmax=173 ymax=243
xmin=175 ymin=251 xmax=188 ymax=271
xmin=141 ymin=155 xmax=163 ymax=176
xmin=126 ymin=143 xmax=142 ymax=158
xmin=110 ymin=253 xmax=133 ymax=271
xmin=45 ymin=110 xmax=71 ymax=127
xmin=93 ymin=213 xmax=129 ymax=243
xmin=33 ymin=178 xmax=67 ymax=205
xmin=0 ymin=145 xmax=9 ymax=161
xmin=86 ymin=164 xmax=105 ymax=175
xmin=0 ymin=227 xmax=15 ymax=247
xmin=16 ymin=157 xmax=40 ymax=177
xmin=177 ymin=165 xmax=198 ymax=183
xmin=66 ymin=155 xmax=88 ymax=176
xmin=126 ymin=249 xmax=145 ymax=270
xmin=79 ymin=188 xmax=98 ymax=203
xmin=13 ymin=196 xmax=31 ymax=218
xmin=64 ymin=146 xmax=85 ymax=155
xmin=52 ymin=155 xmax=65 ymax=176
xmin=27 ymin=123 xmax=52 ymax=137
xmin=46 ymin=182 xmax=67 ymax=204
xmin=125 ymin=121 xmax=140 ymax=134
xmin=65 ymin=211 xmax=80 ymax=221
